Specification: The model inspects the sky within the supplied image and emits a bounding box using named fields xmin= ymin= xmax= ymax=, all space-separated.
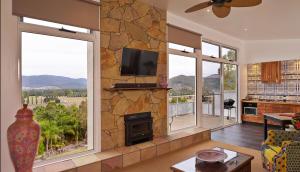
xmin=22 ymin=33 xmax=221 ymax=80
xmin=22 ymin=32 xmax=88 ymax=79
xmin=168 ymin=43 xmax=221 ymax=78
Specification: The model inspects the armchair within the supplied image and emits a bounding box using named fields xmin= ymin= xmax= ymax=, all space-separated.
xmin=262 ymin=130 xmax=300 ymax=172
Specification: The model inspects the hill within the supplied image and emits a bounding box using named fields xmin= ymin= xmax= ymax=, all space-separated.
xmin=169 ymin=75 xmax=195 ymax=90
xmin=169 ymin=74 xmax=220 ymax=94
xmin=22 ymin=75 xmax=87 ymax=90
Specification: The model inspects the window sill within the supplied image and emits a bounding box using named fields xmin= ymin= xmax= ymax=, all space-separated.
xmin=33 ymin=127 xmax=211 ymax=172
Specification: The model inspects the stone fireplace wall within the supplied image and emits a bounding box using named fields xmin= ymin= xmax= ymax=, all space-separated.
xmin=100 ymin=0 xmax=167 ymax=150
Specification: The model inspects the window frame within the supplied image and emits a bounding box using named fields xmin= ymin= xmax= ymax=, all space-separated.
xmin=17 ymin=17 xmax=101 ymax=167
xmin=201 ymin=41 xmax=220 ymax=58
xmin=221 ymin=46 xmax=237 ymax=62
xmin=167 ymin=43 xmax=202 ymax=133
xmin=201 ymin=39 xmax=239 ymax=129
xmin=202 ymin=40 xmax=238 ymax=63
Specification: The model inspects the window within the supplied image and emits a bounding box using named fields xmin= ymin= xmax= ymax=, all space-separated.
xmin=168 ymin=54 xmax=197 ymax=131
xmin=19 ymin=18 xmax=99 ymax=164
xmin=168 ymin=43 xmax=194 ymax=53
xmin=202 ymin=61 xmax=222 ymax=129
xmin=23 ymin=17 xmax=90 ymax=33
xmin=222 ymin=47 xmax=237 ymax=61
xmin=202 ymin=41 xmax=219 ymax=58
xmin=201 ymin=40 xmax=238 ymax=129
xmin=202 ymin=41 xmax=237 ymax=62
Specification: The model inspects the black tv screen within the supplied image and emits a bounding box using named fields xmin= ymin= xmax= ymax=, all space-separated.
xmin=121 ymin=48 xmax=158 ymax=76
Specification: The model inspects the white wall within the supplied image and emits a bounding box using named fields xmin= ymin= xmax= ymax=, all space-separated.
xmin=245 ymin=39 xmax=300 ymax=63
xmin=167 ymin=12 xmax=247 ymax=122
xmin=1 ymin=0 xmax=21 ymax=171
xmin=168 ymin=12 xmax=245 ymax=54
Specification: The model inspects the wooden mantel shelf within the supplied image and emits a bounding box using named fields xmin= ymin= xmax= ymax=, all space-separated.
xmin=104 ymin=87 xmax=172 ymax=91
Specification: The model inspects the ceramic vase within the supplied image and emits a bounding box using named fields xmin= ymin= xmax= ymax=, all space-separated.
xmin=159 ymin=75 xmax=168 ymax=88
xmin=7 ymin=104 xmax=40 ymax=172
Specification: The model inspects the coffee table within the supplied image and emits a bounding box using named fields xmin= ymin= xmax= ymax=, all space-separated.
xmin=170 ymin=147 xmax=254 ymax=172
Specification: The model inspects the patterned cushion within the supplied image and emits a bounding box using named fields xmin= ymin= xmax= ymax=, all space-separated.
xmin=262 ymin=130 xmax=300 ymax=172
xmin=264 ymin=145 xmax=281 ymax=162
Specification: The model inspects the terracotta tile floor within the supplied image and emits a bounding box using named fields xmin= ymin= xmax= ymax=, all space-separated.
xmin=114 ymin=140 xmax=265 ymax=172
xmin=170 ymin=114 xmax=237 ymax=131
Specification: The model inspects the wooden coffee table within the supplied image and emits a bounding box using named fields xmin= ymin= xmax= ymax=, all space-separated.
xmin=170 ymin=147 xmax=254 ymax=172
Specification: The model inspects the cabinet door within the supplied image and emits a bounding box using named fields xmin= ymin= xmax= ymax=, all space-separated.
xmin=261 ymin=62 xmax=268 ymax=82
xmin=261 ymin=62 xmax=281 ymax=83
xmin=275 ymin=61 xmax=281 ymax=83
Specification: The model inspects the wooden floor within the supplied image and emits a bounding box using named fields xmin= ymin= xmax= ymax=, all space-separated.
xmin=212 ymin=123 xmax=277 ymax=150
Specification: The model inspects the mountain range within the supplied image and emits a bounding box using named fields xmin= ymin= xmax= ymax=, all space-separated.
xmin=22 ymin=75 xmax=87 ymax=90
xmin=169 ymin=74 xmax=220 ymax=92
xmin=169 ymin=75 xmax=195 ymax=90
xmin=22 ymin=74 xmax=218 ymax=91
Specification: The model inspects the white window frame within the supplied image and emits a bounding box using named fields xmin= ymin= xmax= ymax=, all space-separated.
xmin=201 ymin=39 xmax=239 ymax=129
xmin=167 ymin=39 xmax=239 ymax=133
xmin=17 ymin=17 xmax=101 ymax=167
xmin=167 ymin=43 xmax=202 ymax=133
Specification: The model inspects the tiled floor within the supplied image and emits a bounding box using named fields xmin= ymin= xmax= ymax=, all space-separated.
xmin=170 ymin=114 xmax=237 ymax=131
xmin=115 ymin=140 xmax=264 ymax=172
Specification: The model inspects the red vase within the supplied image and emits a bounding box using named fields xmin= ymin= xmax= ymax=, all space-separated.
xmin=7 ymin=104 xmax=40 ymax=172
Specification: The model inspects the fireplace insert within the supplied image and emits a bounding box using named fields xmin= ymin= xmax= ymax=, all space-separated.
xmin=124 ymin=112 xmax=153 ymax=146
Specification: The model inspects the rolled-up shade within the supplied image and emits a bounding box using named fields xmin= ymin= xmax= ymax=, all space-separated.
xmin=13 ymin=0 xmax=100 ymax=31
xmin=167 ymin=24 xmax=201 ymax=49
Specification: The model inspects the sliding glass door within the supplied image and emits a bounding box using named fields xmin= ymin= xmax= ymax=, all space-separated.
xmin=201 ymin=61 xmax=223 ymax=129
xmin=168 ymin=53 xmax=197 ymax=131
xmin=224 ymin=64 xmax=238 ymax=125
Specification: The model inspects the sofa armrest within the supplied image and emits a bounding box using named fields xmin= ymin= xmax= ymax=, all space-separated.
xmin=263 ymin=130 xmax=277 ymax=146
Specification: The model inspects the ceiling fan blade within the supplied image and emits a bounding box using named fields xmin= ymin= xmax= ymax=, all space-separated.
xmin=229 ymin=0 xmax=262 ymax=7
xmin=185 ymin=1 xmax=213 ymax=13
xmin=212 ymin=5 xmax=231 ymax=18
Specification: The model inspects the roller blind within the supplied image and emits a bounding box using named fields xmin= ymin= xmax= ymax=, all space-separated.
xmin=13 ymin=0 xmax=100 ymax=31
xmin=168 ymin=24 xmax=201 ymax=49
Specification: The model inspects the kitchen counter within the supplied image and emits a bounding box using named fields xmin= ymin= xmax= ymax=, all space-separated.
xmin=242 ymin=100 xmax=300 ymax=105
xmin=242 ymin=100 xmax=300 ymax=124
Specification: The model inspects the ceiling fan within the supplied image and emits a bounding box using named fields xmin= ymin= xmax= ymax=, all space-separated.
xmin=185 ymin=0 xmax=262 ymax=18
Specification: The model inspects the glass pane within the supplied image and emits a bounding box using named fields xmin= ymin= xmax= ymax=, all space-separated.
xmin=21 ymin=32 xmax=93 ymax=162
xmin=168 ymin=54 xmax=196 ymax=131
xmin=202 ymin=42 xmax=219 ymax=58
xmin=23 ymin=17 xmax=90 ymax=33
xmin=224 ymin=64 xmax=238 ymax=125
xmin=202 ymin=61 xmax=222 ymax=129
xmin=168 ymin=43 xmax=194 ymax=53
xmin=222 ymin=47 xmax=237 ymax=61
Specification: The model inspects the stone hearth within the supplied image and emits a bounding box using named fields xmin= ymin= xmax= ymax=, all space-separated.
xmin=100 ymin=0 xmax=167 ymax=150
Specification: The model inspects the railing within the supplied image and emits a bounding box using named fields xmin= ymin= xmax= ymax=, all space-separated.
xmin=169 ymin=95 xmax=196 ymax=118
xmin=169 ymin=91 xmax=237 ymax=117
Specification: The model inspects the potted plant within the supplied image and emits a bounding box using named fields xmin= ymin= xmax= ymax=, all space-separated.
xmin=292 ymin=117 xmax=300 ymax=130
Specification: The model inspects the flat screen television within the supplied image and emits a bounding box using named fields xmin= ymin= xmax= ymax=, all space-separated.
xmin=121 ymin=48 xmax=158 ymax=76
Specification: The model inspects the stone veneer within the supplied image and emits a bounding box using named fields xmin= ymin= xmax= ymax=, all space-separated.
xmin=100 ymin=0 xmax=168 ymax=150
xmin=33 ymin=128 xmax=211 ymax=172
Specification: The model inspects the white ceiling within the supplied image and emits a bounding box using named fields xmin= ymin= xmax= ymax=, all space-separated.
xmin=142 ymin=0 xmax=300 ymax=41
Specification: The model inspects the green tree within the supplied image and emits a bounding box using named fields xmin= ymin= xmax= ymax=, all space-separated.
xmin=33 ymin=100 xmax=88 ymax=157
xmin=224 ymin=64 xmax=237 ymax=91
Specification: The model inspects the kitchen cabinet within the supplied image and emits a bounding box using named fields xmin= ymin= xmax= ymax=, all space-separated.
xmin=261 ymin=61 xmax=281 ymax=83
xmin=242 ymin=100 xmax=300 ymax=125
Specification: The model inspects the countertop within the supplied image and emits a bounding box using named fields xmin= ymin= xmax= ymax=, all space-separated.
xmin=242 ymin=99 xmax=300 ymax=105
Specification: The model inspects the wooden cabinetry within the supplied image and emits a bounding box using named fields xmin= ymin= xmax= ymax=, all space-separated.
xmin=261 ymin=61 xmax=281 ymax=83
xmin=242 ymin=101 xmax=300 ymax=125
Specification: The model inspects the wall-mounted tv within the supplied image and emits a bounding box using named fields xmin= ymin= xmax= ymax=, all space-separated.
xmin=121 ymin=48 xmax=158 ymax=76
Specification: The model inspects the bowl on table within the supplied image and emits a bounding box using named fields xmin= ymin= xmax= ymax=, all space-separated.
xmin=196 ymin=149 xmax=228 ymax=163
